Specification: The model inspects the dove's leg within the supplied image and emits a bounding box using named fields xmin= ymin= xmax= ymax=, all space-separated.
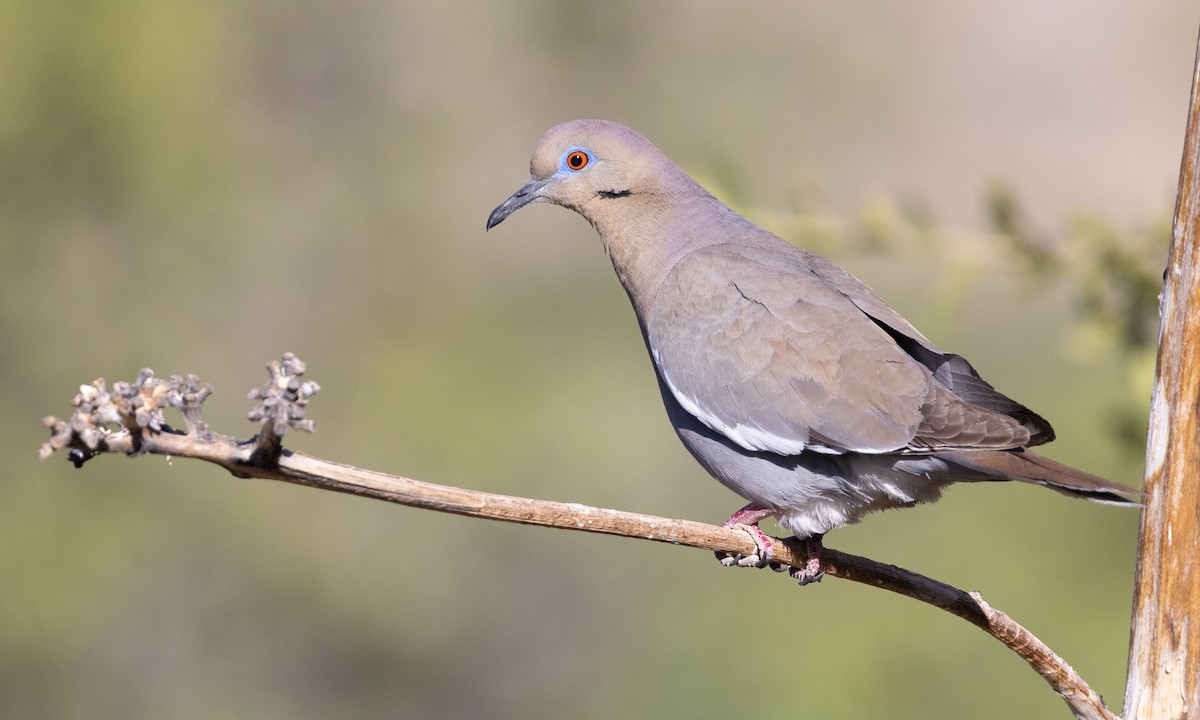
xmin=715 ymin=503 xmax=777 ymax=568
xmin=785 ymin=534 xmax=825 ymax=586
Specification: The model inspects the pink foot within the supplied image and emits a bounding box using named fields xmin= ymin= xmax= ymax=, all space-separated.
xmin=715 ymin=504 xmax=777 ymax=568
xmin=782 ymin=534 xmax=825 ymax=586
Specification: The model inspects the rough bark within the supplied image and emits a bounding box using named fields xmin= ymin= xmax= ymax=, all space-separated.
xmin=1122 ymin=25 xmax=1200 ymax=720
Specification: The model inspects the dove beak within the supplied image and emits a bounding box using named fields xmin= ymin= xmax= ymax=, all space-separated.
xmin=486 ymin=177 xmax=549 ymax=230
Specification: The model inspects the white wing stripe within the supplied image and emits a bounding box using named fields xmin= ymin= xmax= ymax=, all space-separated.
xmin=659 ymin=369 xmax=812 ymax=455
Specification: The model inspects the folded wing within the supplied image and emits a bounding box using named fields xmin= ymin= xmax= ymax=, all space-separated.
xmin=647 ymin=240 xmax=1052 ymax=457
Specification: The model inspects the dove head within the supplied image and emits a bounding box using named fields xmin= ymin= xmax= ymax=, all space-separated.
xmin=487 ymin=119 xmax=745 ymax=307
xmin=486 ymin=119 xmax=700 ymax=232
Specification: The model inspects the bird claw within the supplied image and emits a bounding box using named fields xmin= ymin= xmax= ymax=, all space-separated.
xmin=789 ymin=563 xmax=825 ymax=586
xmin=715 ymin=522 xmax=776 ymax=568
xmin=784 ymin=535 xmax=825 ymax=586
xmin=713 ymin=507 xmax=825 ymax=586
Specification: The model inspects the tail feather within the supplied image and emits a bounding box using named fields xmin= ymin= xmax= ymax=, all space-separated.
xmin=942 ymin=449 xmax=1143 ymax=506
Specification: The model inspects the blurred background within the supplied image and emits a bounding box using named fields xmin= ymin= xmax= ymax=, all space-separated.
xmin=3 ymin=1 xmax=1188 ymax=718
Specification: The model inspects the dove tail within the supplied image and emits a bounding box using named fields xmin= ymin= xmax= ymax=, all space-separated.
xmin=943 ymin=449 xmax=1142 ymax=506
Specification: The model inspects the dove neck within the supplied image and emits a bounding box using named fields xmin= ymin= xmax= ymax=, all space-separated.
xmin=591 ymin=190 xmax=755 ymax=319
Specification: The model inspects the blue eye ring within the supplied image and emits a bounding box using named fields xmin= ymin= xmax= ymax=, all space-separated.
xmin=564 ymin=149 xmax=590 ymax=171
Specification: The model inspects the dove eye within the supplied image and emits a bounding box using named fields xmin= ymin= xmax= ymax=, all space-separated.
xmin=565 ymin=150 xmax=590 ymax=171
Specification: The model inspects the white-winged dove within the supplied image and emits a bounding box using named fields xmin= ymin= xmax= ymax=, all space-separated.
xmin=487 ymin=119 xmax=1139 ymax=584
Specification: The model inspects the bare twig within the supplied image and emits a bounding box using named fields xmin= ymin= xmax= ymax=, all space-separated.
xmin=40 ymin=356 xmax=1116 ymax=720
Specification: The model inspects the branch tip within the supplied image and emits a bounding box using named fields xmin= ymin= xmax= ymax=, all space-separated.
xmin=40 ymin=366 xmax=225 ymax=462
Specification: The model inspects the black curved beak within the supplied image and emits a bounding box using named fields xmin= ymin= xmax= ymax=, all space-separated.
xmin=486 ymin=177 xmax=549 ymax=230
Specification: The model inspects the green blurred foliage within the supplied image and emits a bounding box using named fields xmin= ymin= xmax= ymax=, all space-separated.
xmin=4 ymin=1 xmax=1188 ymax=719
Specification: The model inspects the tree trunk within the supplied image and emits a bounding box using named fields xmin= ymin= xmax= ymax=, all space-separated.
xmin=1123 ymin=24 xmax=1200 ymax=720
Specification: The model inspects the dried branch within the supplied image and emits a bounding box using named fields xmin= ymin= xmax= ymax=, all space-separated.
xmin=40 ymin=355 xmax=1116 ymax=720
